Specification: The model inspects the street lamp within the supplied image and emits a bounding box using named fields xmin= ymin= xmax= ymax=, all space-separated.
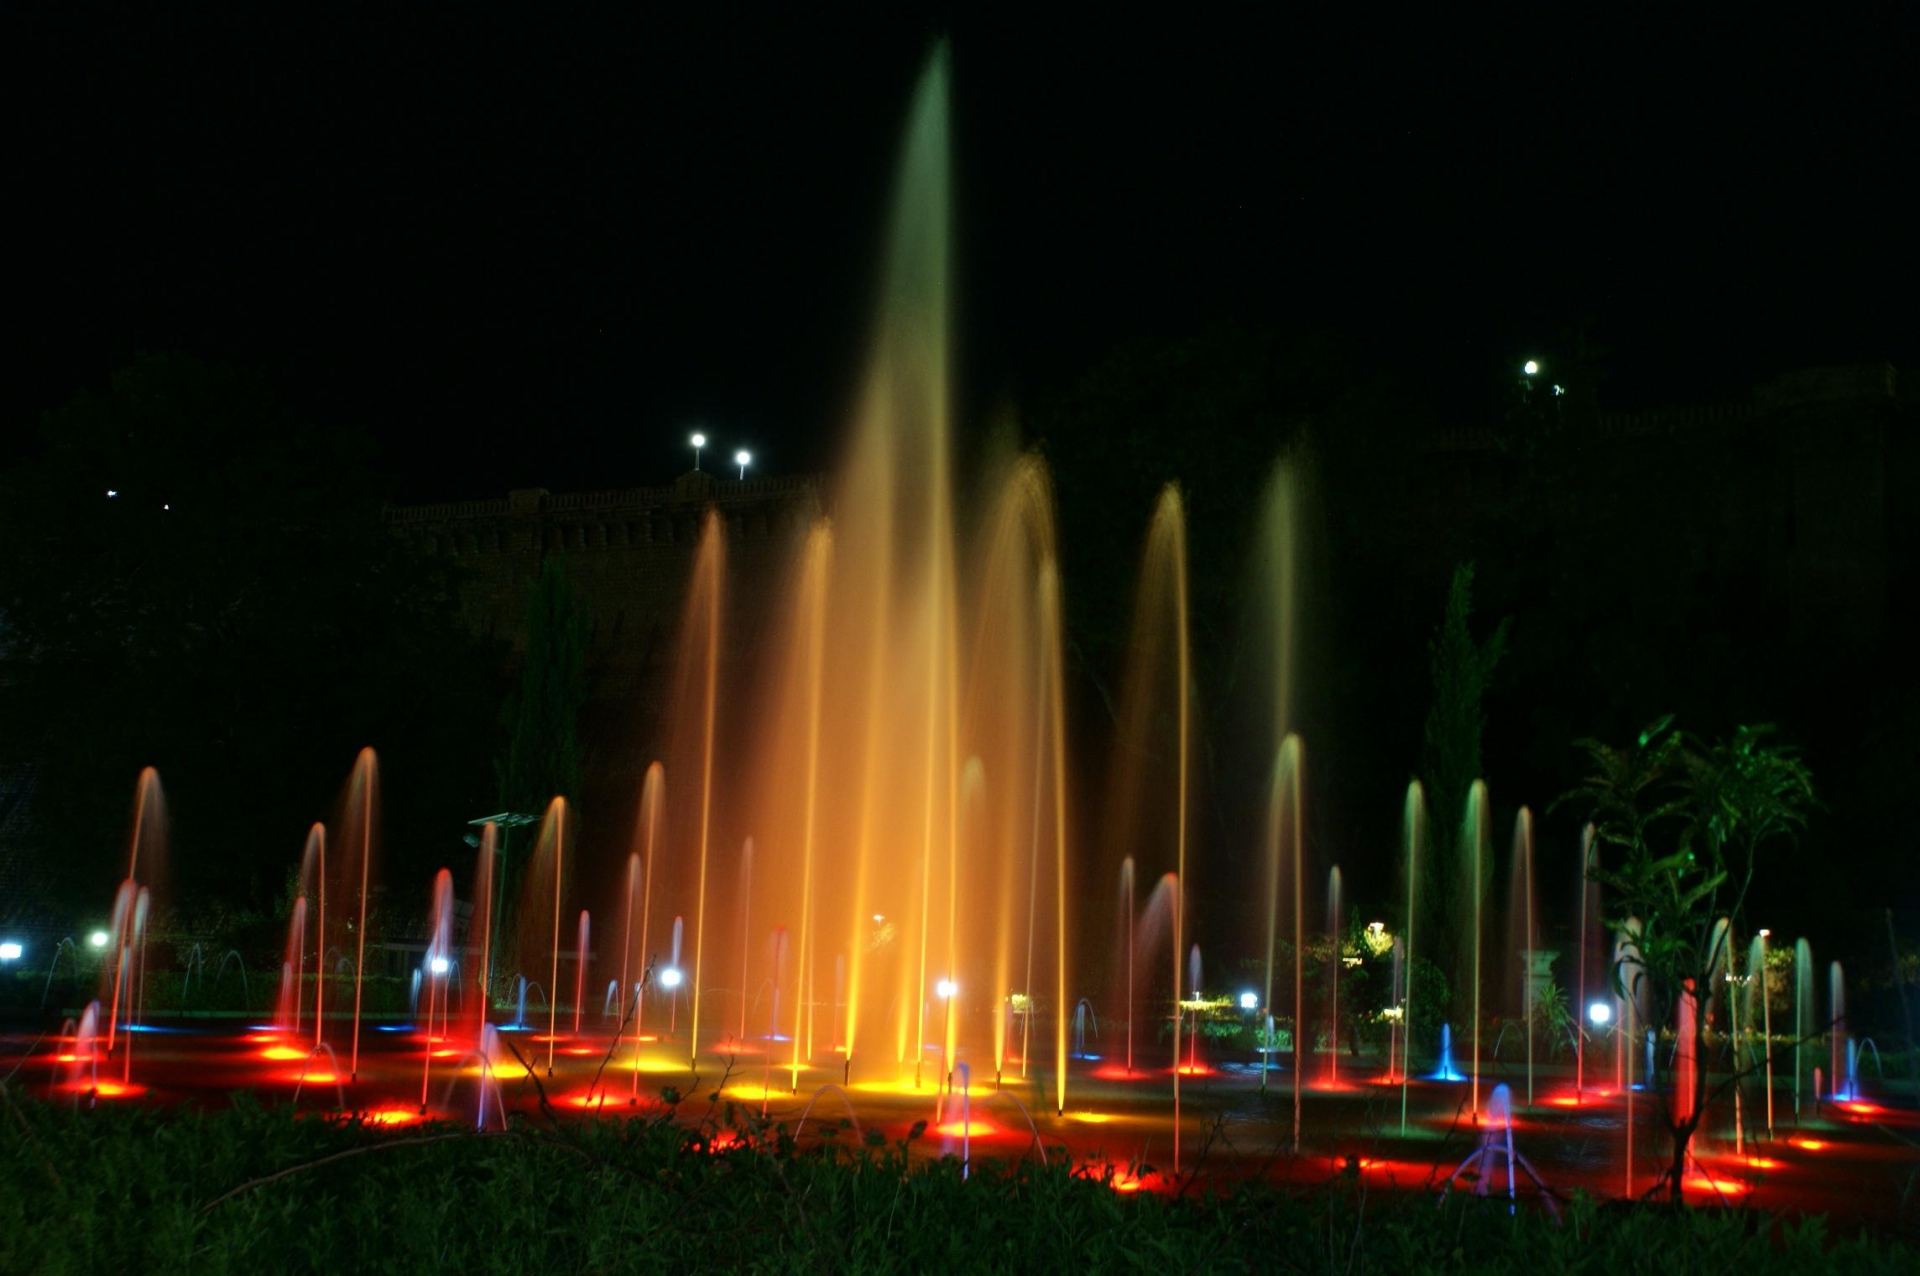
xmin=734 ymin=449 xmax=752 ymax=480
xmin=690 ymin=433 xmax=707 ymax=471
xmin=88 ymin=930 xmax=110 ymax=949
xmin=1239 ymin=991 xmax=1259 ymax=1011
xmin=1522 ymin=360 xmax=1540 ymax=376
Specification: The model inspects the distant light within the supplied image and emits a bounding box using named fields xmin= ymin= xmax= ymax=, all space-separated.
xmin=872 ymin=914 xmax=884 ymax=923
xmin=659 ymin=967 xmax=683 ymax=989
xmin=1588 ymin=1002 xmax=1613 ymax=1027
xmin=88 ymin=930 xmax=110 ymax=949
xmin=1758 ymin=928 xmax=1771 ymax=939
xmin=1552 ymin=384 xmax=1565 ymax=396
xmin=734 ymin=449 xmax=752 ymax=480
xmin=1239 ymin=991 xmax=1259 ymax=1011
xmin=1523 ymin=360 xmax=1540 ymax=375
xmin=935 ymin=979 xmax=957 ymax=999
xmin=690 ymin=432 xmax=707 ymax=449
xmin=163 ymin=504 xmax=170 ymax=511
xmin=0 ymin=942 xmax=21 ymax=962
xmin=106 ymin=489 xmax=118 ymax=498
xmin=1367 ymin=921 xmax=1385 ymax=935
xmin=429 ymin=956 xmax=450 ymax=976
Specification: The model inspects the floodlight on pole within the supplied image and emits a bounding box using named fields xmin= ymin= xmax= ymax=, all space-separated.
xmin=690 ymin=433 xmax=707 ymax=471
xmin=735 ymin=449 xmax=751 ymax=480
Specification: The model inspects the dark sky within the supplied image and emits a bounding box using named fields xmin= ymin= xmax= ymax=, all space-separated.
xmin=8 ymin=9 xmax=1913 ymax=502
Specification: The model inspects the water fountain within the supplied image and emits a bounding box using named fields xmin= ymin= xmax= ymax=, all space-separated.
xmin=345 ymin=747 xmax=378 ymax=1082
xmin=1432 ymin=1023 xmax=1464 ymax=1082
xmin=1400 ymin=781 xmax=1426 ymax=1132
xmin=1829 ymin=961 xmax=1846 ymax=1101
xmin=1325 ymin=865 xmax=1342 ymax=1088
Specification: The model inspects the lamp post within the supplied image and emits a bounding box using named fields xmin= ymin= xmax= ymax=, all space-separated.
xmin=734 ymin=449 xmax=751 ymax=481
xmin=691 ymin=433 xmax=706 ymax=471
xmin=1759 ymin=929 xmax=1774 ymax=1138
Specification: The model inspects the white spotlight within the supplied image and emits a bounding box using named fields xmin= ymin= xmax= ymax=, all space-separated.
xmin=1588 ymin=1002 xmax=1613 ymax=1027
xmin=659 ymin=967 xmax=683 ymax=989
xmin=1239 ymin=991 xmax=1259 ymax=1011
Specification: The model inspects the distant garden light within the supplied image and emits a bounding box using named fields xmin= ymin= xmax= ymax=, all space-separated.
xmin=88 ymin=930 xmax=110 ymax=949
xmin=936 ymin=978 xmax=957 ymax=1000
xmin=734 ymin=449 xmax=752 ymax=480
xmin=1523 ymin=360 xmax=1540 ymax=375
xmin=1239 ymin=991 xmax=1259 ymax=1011
xmin=0 ymin=942 xmax=21 ymax=962
xmin=690 ymin=432 xmax=707 ymax=470
xmin=1588 ymin=1002 xmax=1613 ymax=1027
xmin=429 ymin=956 xmax=451 ymax=976
xmin=106 ymin=489 xmax=118 ymax=498
xmin=659 ymin=967 xmax=683 ymax=989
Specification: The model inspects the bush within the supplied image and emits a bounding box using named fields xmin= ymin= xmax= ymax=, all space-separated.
xmin=1 ymin=1090 xmax=1911 ymax=1273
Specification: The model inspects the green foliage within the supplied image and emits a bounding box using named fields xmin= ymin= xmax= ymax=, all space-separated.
xmin=1 ymin=1095 xmax=1911 ymax=1274
xmin=1556 ymin=717 xmax=1815 ymax=1201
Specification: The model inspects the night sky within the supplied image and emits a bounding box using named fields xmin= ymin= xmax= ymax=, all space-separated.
xmin=8 ymin=10 xmax=1913 ymax=501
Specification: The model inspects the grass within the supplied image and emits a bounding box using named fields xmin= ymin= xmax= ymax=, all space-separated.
xmin=2 ymin=1085 xmax=1913 ymax=1274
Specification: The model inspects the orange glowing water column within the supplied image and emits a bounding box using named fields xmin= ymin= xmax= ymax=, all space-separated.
xmin=687 ymin=515 xmax=724 ymax=1068
xmin=1042 ymin=557 xmax=1072 ymax=1116
xmin=790 ymin=527 xmax=831 ymax=1091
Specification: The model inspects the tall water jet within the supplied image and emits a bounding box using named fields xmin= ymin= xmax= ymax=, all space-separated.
xmin=1507 ymin=807 xmax=1536 ymax=1105
xmin=618 ymin=850 xmax=640 ymax=1028
xmin=473 ymin=822 xmax=497 ymax=1040
xmin=105 ymin=767 xmax=165 ymax=1052
xmin=1116 ymin=857 xmax=1135 ymax=1076
xmin=300 ymin=823 xmax=326 ymax=1050
xmin=1259 ymin=735 xmax=1304 ymax=1133
xmin=789 ymin=526 xmax=831 ymax=1090
xmin=1749 ymin=930 xmax=1773 ymax=1137
xmin=573 ymin=910 xmax=591 ymax=1036
xmin=123 ymin=886 xmax=150 ymax=1085
xmin=1462 ymin=779 xmax=1491 ymax=1117
xmin=630 ymin=763 xmax=663 ymax=1099
xmin=279 ymin=896 xmax=309 ymax=1032
xmin=517 ymin=795 xmax=570 ymax=1075
xmin=1400 ymin=781 xmax=1427 ymax=1132
xmin=1574 ymin=824 xmax=1597 ymax=1102
xmin=735 ymin=838 xmax=755 ymax=1044
xmin=1039 ymin=556 xmax=1072 ymax=1115
xmin=686 ymin=513 xmax=725 ymax=1067
xmin=420 ymin=868 xmax=454 ymax=1111
xmin=1829 ymin=961 xmax=1846 ymax=1100
xmin=1326 ymin=865 xmax=1343 ymax=1087
xmin=345 ymin=747 xmax=379 ymax=1081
